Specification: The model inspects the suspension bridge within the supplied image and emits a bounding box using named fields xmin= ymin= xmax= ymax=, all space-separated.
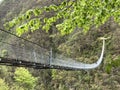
xmin=0 ymin=28 xmax=107 ymax=70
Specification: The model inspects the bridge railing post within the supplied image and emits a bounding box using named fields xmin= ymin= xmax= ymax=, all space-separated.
xmin=33 ymin=49 xmax=37 ymax=63
xmin=49 ymin=48 xmax=52 ymax=66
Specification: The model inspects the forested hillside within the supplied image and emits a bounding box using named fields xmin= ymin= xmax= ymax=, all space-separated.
xmin=0 ymin=0 xmax=120 ymax=90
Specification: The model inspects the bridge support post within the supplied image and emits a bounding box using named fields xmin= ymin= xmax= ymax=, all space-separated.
xmin=33 ymin=50 xmax=37 ymax=63
xmin=49 ymin=48 xmax=52 ymax=66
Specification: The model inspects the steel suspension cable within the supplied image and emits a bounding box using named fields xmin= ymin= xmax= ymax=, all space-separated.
xmin=0 ymin=28 xmax=48 ymax=50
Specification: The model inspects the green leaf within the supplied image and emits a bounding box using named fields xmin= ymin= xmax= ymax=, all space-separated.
xmin=105 ymin=64 xmax=112 ymax=74
xmin=42 ymin=24 xmax=50 ymax=32
xmin=33 ymin=8 xmax=42 ymax=16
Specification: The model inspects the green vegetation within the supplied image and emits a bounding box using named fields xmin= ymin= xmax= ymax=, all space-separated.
xmin=105 ymin=56 xmax=120 ymax=73
xmin=1 ymin=49 xmax=8 ymax=57
xmin=0 ymin=66 xmax=37 ymax=90
xmin=14 ymin=67 xmax=37 ymax=90
xmin=4 ymin=0 xmax=120 ymax=36
xmin=0 ymin=0 xmax=120 ymax=90
xmin=0 ymin=78 xmax=9 ymax=90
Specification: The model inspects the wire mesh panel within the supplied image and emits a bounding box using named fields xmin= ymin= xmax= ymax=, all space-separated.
xmin=51 ymin=39 xmax=105 ymax=70
xmin=0 ymin=28 xmax=105 ymax=70
xmin=0 ymin=29 xmax=50 ymax=65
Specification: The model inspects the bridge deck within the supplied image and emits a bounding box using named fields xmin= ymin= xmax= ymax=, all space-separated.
xmin=0 ymin=57 xmax=77 ymax=70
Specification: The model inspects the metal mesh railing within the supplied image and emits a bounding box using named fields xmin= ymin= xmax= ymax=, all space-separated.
xmin=0 ymin=29 xmax=105 ymax=70
xmin=0 ymin=29 xmax=50 ymax=65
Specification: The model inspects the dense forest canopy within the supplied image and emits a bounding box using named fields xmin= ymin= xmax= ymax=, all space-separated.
xmin=4 ymin=0 xmax=120 ymax=36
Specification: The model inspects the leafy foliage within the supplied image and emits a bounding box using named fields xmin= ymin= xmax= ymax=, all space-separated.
xmin=14 ymin=67 xmax=37 ymax=89
xmin=105 ymin=56 xmax=120 ymax=73
xmin=1 ymin=49 xmax=8 ymax=57
xmin=4 ymin=0 xmax=120 ymax=36
xmin=0 ymin=78 xmax=9 ymax=90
